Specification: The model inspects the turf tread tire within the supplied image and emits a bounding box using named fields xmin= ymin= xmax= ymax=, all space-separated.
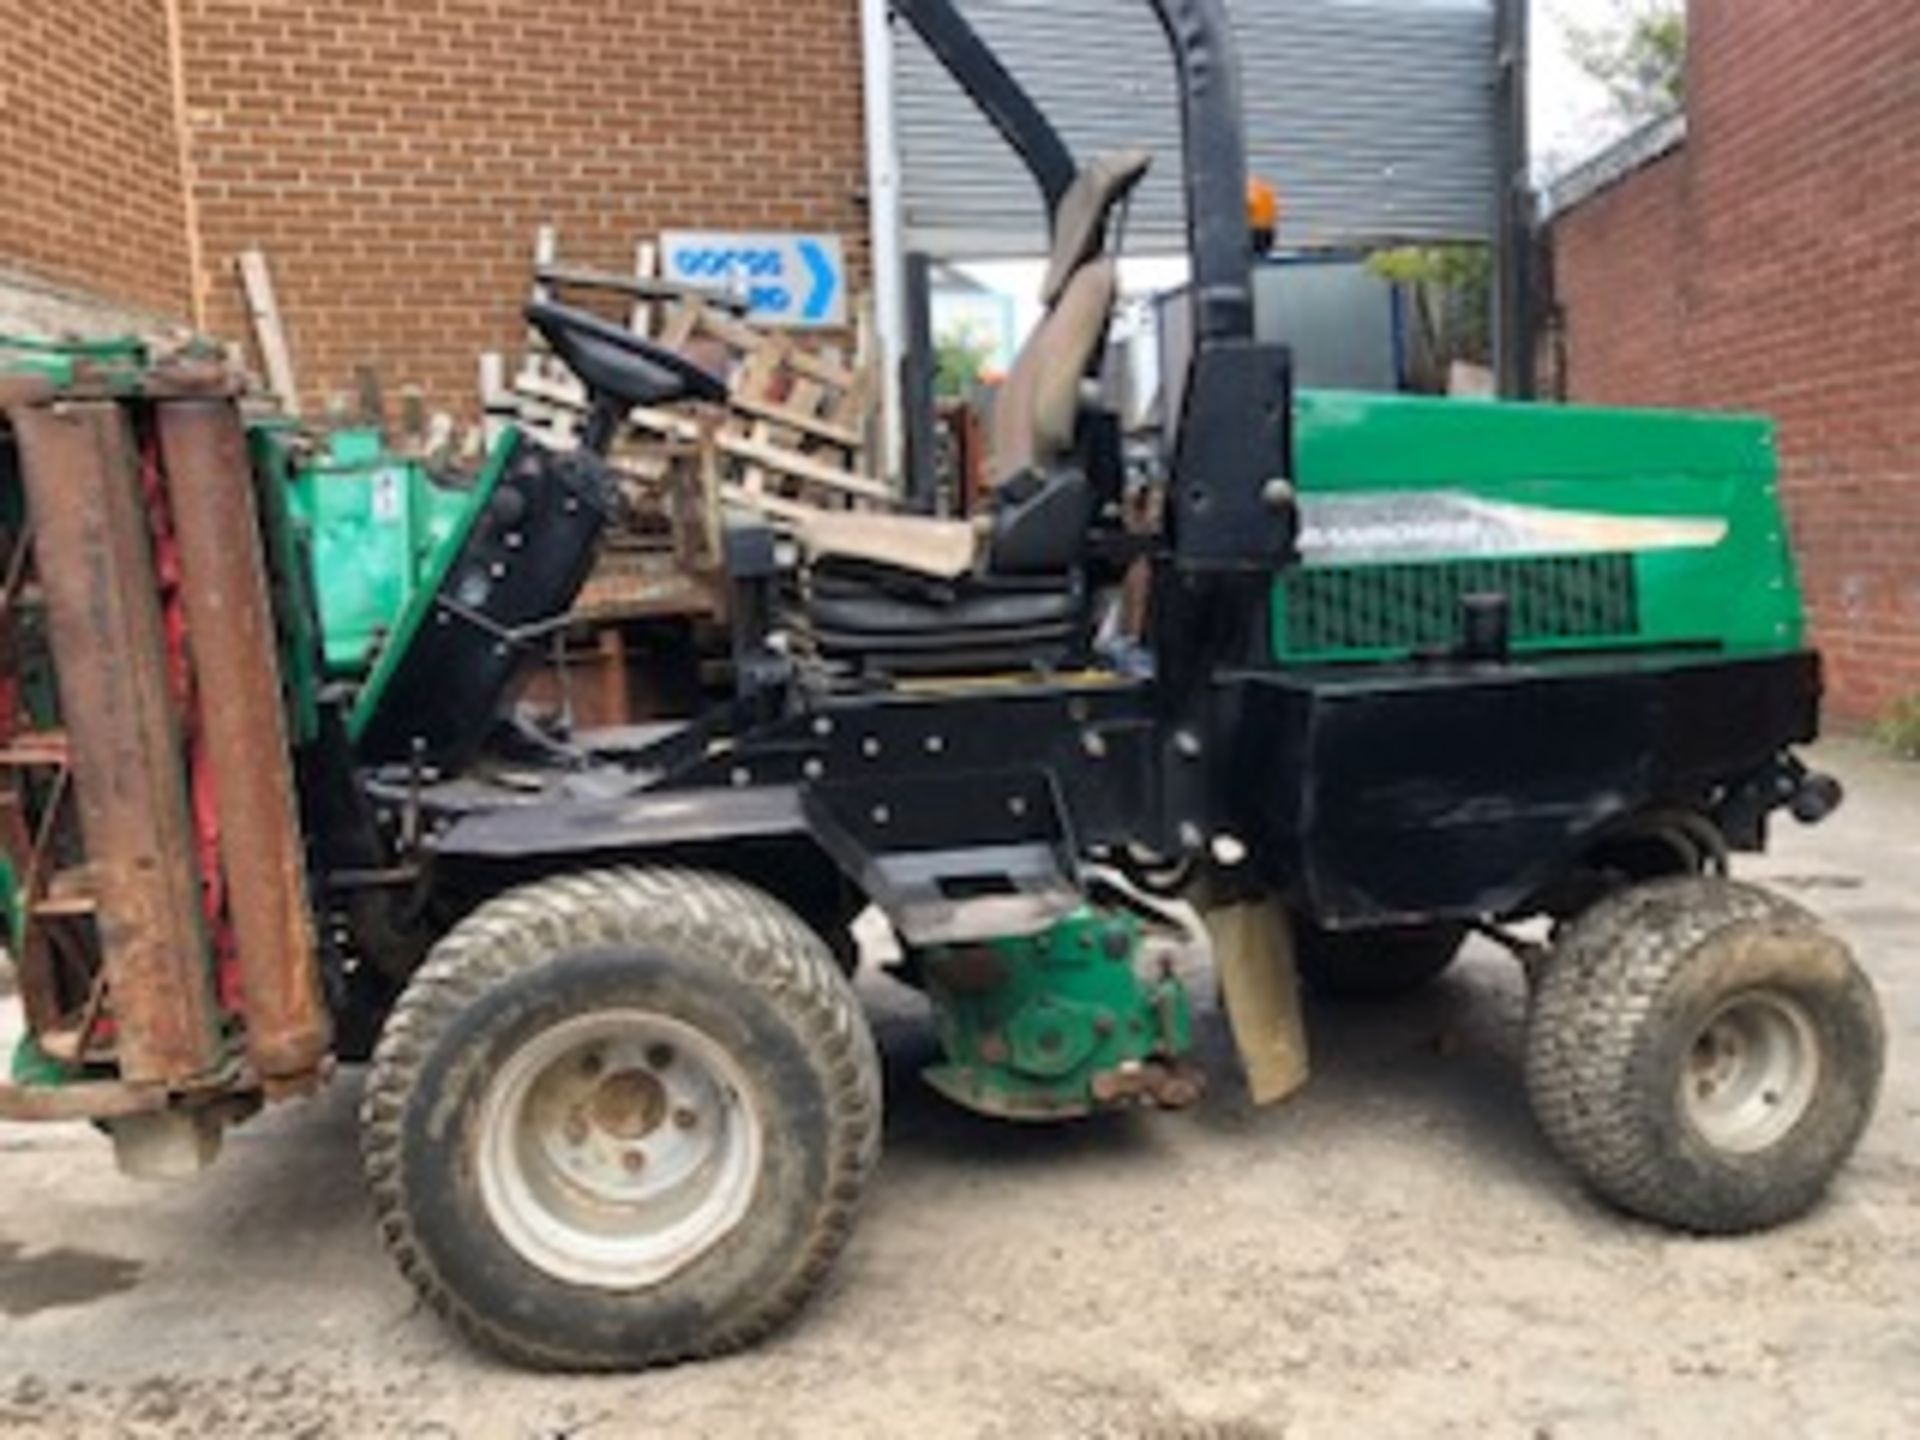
xmin=360 ymin=867 xmax=882 ymax=1370
xmin=1525 ymin=875 xmax=1882 ymax=1234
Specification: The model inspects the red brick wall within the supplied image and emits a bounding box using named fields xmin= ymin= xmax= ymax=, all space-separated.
xmin=179 ymin=0 xmax=869 ymax=416
xmin=1550 ymin=0 xmax=1920 ymax=722
xmin=0 ymin=0 xmax=194 ymax=317
xmin=1549 ymin=150 xmax=1690 ymax=404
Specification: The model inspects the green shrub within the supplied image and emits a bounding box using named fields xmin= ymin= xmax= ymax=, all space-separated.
xmin=1874 ymin=695 xmax=1920 ymax=760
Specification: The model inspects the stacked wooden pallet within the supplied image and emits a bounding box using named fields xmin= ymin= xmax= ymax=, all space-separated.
xmin=471 ymin=227 xmax=901 ymax=723
xmin=488 ymin=228 xmax=892 ymax=546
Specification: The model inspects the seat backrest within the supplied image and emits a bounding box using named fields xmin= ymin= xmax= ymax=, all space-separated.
xmin=987 ymin=150 xmax=1151 ymax=486
xmin=988 ymin=259 xmax=1119 ymax=484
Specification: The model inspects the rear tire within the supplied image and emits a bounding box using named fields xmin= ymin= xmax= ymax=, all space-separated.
xmin=1525 ymin=876 xmax=1883 ymax=1233
xmin=1295 ymin=921 xmax=1466 ymax=999
xmin=361 ymin=868 xmax=882 ymax=1370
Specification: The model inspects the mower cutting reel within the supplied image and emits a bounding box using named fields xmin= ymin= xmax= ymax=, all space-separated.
xmin=0 ymin=353 xmax=329 ymax=1174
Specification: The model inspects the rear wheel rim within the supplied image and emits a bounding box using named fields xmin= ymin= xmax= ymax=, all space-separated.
xmin=476 ymin=1010 xmax=763 ymax=1289
xmin=1680 ymin=990 xmax=1820 ymax=1154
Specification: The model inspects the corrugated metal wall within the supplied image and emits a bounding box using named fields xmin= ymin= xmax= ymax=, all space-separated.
xmin=895 ymin=0 xmax=1498 ymax=257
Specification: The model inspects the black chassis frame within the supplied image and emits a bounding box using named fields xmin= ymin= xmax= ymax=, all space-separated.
xmin=395 ymin=0 xmax=1824 ymax=949
xmin=426 ymin=649 xmax=1822 ymax=932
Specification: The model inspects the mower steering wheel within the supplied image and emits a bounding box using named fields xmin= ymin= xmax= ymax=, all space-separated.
xmin=524 ymin=301 xmax=729 ymax=410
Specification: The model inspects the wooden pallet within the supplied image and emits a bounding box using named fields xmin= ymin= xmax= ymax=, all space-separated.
xmin=476 ymin=227 xmax=900 ymax=696
xmin=490 ymin=230 xmax=890 ymax=523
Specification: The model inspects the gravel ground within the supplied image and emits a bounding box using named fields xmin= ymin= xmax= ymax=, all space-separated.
xmin=0 ymin=738 xmax=1914 ymax=1439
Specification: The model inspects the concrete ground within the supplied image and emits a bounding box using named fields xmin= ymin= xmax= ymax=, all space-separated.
xmin=0 ymin=738 xmax=1914 ymax=1439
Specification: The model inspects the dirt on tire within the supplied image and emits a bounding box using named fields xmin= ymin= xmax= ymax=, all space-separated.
xmin=1525 ymin=875 xmax=1884 ymax=1233
xmin=359 ymin=866 xmax=883 ymax=1370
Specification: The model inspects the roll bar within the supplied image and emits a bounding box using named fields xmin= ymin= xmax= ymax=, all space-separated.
xmin=892 ymin=0 xmax=1292 ymax=578
xmin=893 ymin=0 xmax=1254 ymax=343
xmin=892 ymin=0 xmax=1077 ymax=214
xmin=1146 ymin=0 xmax=1254 ymax=343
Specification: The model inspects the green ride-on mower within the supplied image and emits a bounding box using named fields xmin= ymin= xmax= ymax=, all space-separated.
xmin=0 ymin=0 xmax=1883 ymax=1372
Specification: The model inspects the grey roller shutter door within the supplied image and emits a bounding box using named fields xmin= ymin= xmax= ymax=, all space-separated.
xmin=895 ymin=0 xmax=1499 ymax=258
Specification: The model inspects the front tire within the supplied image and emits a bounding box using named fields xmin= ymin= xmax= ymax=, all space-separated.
xmin=1525 ymin=876 xmax=1883 ymax=1233
xmin=361 ymin=868 xmax=882 ymax=1370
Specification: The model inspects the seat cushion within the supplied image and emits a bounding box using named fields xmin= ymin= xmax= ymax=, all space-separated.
xmin=809 ymin=579 xmax=1082 ymax=636
xmin=795 ymin=507 xmax=983 ymax=580
xmin=806 ymin=565 xmax=1084 ymax=675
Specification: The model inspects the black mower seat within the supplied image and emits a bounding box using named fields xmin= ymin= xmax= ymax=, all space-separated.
xmin=798 ymin=261 xmax=1115 ymax=673
xmin=811 ymin=564 xmax=1082 ymax=628
xmin=796 ymin=150 xmax=1149 ymax=676
xmin=796 ymin=260 xmax=1115 ymax=673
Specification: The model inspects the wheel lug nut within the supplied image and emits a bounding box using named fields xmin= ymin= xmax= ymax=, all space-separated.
xmin=646 ymin=1043 xmax=676 ymax=1070
xmin=565 ymin=1112 xmax=589 ymax=1144
xmin=622 ymin=1149 xmax=647 ymax=1173
xmin=673 ymin=1106 xmax=699 ymax=1130
xmin=579 ymin=1050 xmax=604 ymax=1078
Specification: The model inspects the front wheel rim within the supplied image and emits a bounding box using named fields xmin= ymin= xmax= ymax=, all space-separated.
xmin=1679 ymin=990 xmax=1821 ymax=1154
xmin=476 ymin=1009 xmax=763 ymax=1289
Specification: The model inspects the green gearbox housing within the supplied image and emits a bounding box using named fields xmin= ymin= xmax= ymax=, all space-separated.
xmin=918 ymin=905 xmax=1196 ymax=1120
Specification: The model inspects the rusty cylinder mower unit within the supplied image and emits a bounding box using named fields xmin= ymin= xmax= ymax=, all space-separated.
xmin=0 ymin=356 xmax=329 ymax=1165
xmin=157 ymin=400 xmax=330 ymax=1088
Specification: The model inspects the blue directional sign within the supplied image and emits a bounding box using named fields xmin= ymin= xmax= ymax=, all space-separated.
xmin=660 ymin=231 xmax=848 ymax=329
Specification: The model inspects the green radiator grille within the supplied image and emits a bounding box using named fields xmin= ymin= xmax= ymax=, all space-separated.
xmin=1278 ymin=553 xmax=1641 ymax=658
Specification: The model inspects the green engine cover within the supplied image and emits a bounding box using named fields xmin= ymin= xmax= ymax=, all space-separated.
xmin=919 ymin=906 xmax=1195 ymax=1120
xmin=1276 ymin=390 xmax=1805 ymax=665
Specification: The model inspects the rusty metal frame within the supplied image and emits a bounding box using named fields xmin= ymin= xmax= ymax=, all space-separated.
xmin=8 ymin=397 xmax=225 ymax=1087
xmin=0 ymin=505 xmax=67 ymax=1038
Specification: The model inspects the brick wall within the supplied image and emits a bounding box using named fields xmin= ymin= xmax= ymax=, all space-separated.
xmin=0 ymin=0 xmax=194 ymax=318
xmin=180 ymin=0 xmax=869 ymax=416
xmin=1 ymin=2 xmax=866 ymax=406
xmin=1550 ymin=0 xmax=1920 ymax=722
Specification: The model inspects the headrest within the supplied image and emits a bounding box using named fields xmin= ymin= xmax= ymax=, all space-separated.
xmin=1040 ymin=149 xmax=1153 ymax=307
